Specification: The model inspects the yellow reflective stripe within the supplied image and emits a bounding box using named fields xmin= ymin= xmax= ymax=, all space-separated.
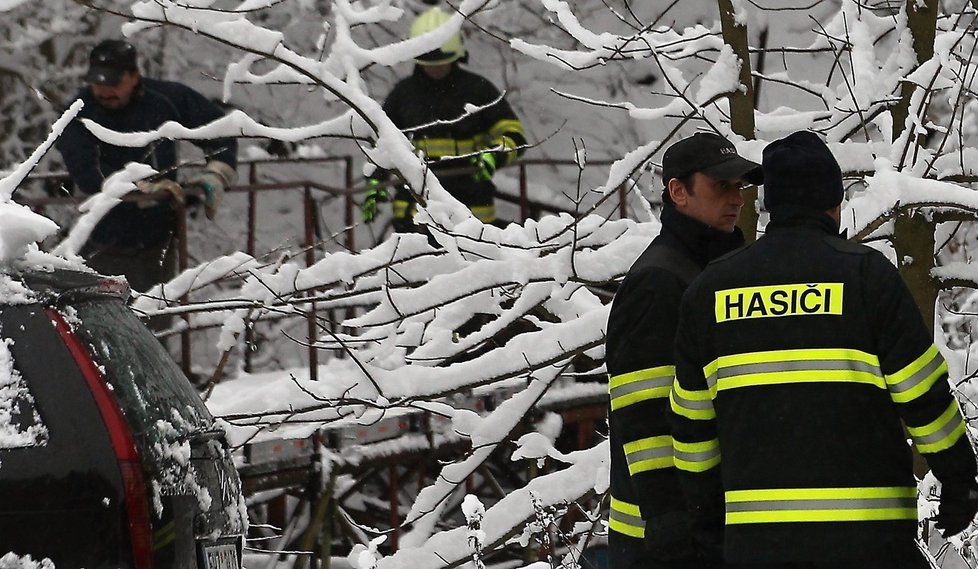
xmin=886 ymin=345 xmax=947 ymax=404
xmin=704 ymin=348 xmax=884 ymax=392
xmin=608 ymin=366 xmax=675 ymax=410
xmin=393 ymin=201 xmax=493 ymax=222
xmin=392 ymin=199 xmax=414 ymax=219
xmin=725 ymin=486 xmax=917 ymax=525
xmin=495 ymin=135 xmax=518 ymax=151
xmin=414 ymin=137 xmax=479 ymax=158
xmin=489 ymin=118 xmax=525 ymax=140
xmin=494 ymin=135 xmax=519 ymax=165
xmin=907 ymin=400 xmax=967 ymax=454
xmin=670 ymin=381 xmax=716 ymax=420
xmin=469 ymin=205 xmax=495 ymax=223
xmin=489 ymin=118 xmax=524 ymax=164
xmin=623 ymin=435 xmax=674 ymax=474
xmin=472 ymin=134 xmax=492 ymax=149
xmin=609 ymin=497 xmax=645 ymax=538
xmin=673 ymin=438 xmax=720 ymax=473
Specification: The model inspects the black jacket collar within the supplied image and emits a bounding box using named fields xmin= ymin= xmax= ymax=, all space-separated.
xmin=659 ymin=204 xmax=745 ymax=266
xmin=766 ymin=206 xmax=841 ymax=236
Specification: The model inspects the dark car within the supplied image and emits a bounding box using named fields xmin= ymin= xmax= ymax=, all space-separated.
xmin=0 ymin=269 xmax=245 ymax=568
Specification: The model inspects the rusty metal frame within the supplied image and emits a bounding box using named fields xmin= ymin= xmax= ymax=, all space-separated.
xmin=18 ymin=156 xmax=627 ymax=379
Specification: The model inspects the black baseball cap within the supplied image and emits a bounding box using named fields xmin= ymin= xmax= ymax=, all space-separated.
xmin=661 ymin=132 xmax=763 ymax=188
xmin=85 ymin=40 xmax=138 ymax=86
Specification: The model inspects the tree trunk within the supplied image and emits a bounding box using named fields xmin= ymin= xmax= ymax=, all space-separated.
xmin=717 ymin=0 xmax=759 ymax=242
xmin=892 ymin=0 xmax=939 ymax=482
xmin=892 ymin=0 xmax=939 ymax=329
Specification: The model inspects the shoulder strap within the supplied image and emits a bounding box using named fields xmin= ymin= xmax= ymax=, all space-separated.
xmin=640 ymin=244 xmax=702 ymax=286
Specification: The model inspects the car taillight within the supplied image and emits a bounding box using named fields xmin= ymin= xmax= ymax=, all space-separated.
xmin=48 ymin=308 xmax=153 ymax=569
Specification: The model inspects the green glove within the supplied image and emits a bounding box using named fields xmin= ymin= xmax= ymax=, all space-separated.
xmin=470 ymin=152 xmax=497 ymax=182
xmin=361 ymin=179 xmax=390 ymax=222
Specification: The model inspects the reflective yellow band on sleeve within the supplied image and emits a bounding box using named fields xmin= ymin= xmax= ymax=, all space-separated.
xmin=489 ymin=119 xmax=525 ymax=141
xmin=673 ymin=438 xmax=720 ymax=473
xmin=469 ymin=204 xmax=496 ymax=223
xmin=396 ymin=200 xmax=493 ymax=223
xmin=703 ymin=348 xmax=884 ymax=393
xmin=608 ymin=366 xmax=675 ymax=410
xmin=609 ymin=496 xmax=645 ymax=538
xmin=907 ymin=399 xmax=967 ymax=454
xmin=489 ymin=119 xmax=524 ymax=165
xmin=886 ymin=345 xmax=948 ymax=404
xmin=624 ymin=435 xmax=674 ymax=474
xmin=724 ymin=486 xmax=918 ymax=525
xmin=414 ymin=137 xmax=479 ymax=159
xmin=670 ymin=380 xmax=716 ymax=420
xmin=392 ymin=199 xmax=415 ymax=220
xmin=493 ymin=136 xmax=519 ymax=165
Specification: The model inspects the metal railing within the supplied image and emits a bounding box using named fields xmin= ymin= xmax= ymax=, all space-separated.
xmin=18 ymin=155 xmax=629 ymax=378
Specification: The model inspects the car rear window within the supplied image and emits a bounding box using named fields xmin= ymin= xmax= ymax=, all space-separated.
xmin=0 ymin=333 xmax=48 ymax=450
xmin=65 ymin=299 xmax=213 ymax=445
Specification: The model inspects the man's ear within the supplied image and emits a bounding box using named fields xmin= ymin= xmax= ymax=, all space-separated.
xmin=826 ymin=204 xmax=842 ymax=225
xmin=668 ymin=178 xmax=688 ymax=207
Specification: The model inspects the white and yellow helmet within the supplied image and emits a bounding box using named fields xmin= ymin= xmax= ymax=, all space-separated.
xmin=410 ymin=7 xmax=466 ymax=65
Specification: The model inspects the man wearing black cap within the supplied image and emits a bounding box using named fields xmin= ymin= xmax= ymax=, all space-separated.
xmin=670 ymin=130 xmax=978 ymax=568
xmin=605 ymin=132 xmax=762 ymax=569
xmin=56 ymin=39 xmax=238 ymax=293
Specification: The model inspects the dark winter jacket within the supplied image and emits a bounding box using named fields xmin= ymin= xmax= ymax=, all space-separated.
xmin=381 ymin=64 xmax=526 ymax=226
xmin=671 ymin=210 xmax=977 ymax=565
xmin=57 ymin=77 xmax=237 ymax=249
xmin=605 ymin=205 xmax=743 ymax=569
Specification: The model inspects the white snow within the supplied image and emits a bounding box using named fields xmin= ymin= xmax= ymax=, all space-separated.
xmin=0 ymin=336 xmax=47 ymax=450
xmin=4 ymin=0 xmax=978 ymax=565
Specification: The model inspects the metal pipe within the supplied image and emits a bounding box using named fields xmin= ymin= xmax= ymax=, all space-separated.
xmin=304 ymin=185 xmax=319 ymax=381
xmin=519 ymin=164 xmax=529 ymax=221
xmin=244 ymin=166 xmax=258 ymax=374
xmin=175 ymin=200 xmax=192 ymax=377
xmin=389 ymin=464 xmax=400 ymax=551
xmin=345 ymin=155 xmax=355 ymax=252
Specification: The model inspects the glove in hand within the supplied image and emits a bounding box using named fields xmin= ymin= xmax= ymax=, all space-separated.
xmin=470 ymin=152 xmax=497 ymax=182
xmin=936 ymin=482 xmax=978 ymax=537
xmin=361 ymin=180 xmax=390 ymax=223
xmin=135 ymin=178 xmax=184 ymax=207
xmin=187 ymin=161 xmax=237 ymax=220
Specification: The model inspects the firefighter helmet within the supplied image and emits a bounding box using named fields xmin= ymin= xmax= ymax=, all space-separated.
xmin=409 ymin=7 xmax=465 ymax=65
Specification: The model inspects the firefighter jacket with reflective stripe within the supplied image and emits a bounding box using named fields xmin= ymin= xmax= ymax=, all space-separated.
xmin=605 ymin=204 xmax=743 ymax=566
xmin=671 ymin=210 xmax=977 ymax=565
xmin=57 ymin=78 xmax=237 ymax=249
xmin=381 ymin=64 xmax=526 ymax=225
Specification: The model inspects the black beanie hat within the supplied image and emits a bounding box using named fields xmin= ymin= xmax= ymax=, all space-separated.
xmin=762 ymin=131 xmax=844 ymax=212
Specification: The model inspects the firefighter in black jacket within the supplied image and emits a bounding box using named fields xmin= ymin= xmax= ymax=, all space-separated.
xmin=605 ymin=133 xmax=762 ymax=569
xmin=671 ymin=130 xmax=978 ymax=568
xmin=361 ymin=6 xmax=526 ymax=232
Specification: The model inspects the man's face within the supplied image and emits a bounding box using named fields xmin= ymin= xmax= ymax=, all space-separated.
xmin=420 ymin=63 xmax=452 ymax=80
xmin=669 ymin=172 xmax=747 ymax=232
xmin=91 ymin=70 xmax=140 ymax=110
